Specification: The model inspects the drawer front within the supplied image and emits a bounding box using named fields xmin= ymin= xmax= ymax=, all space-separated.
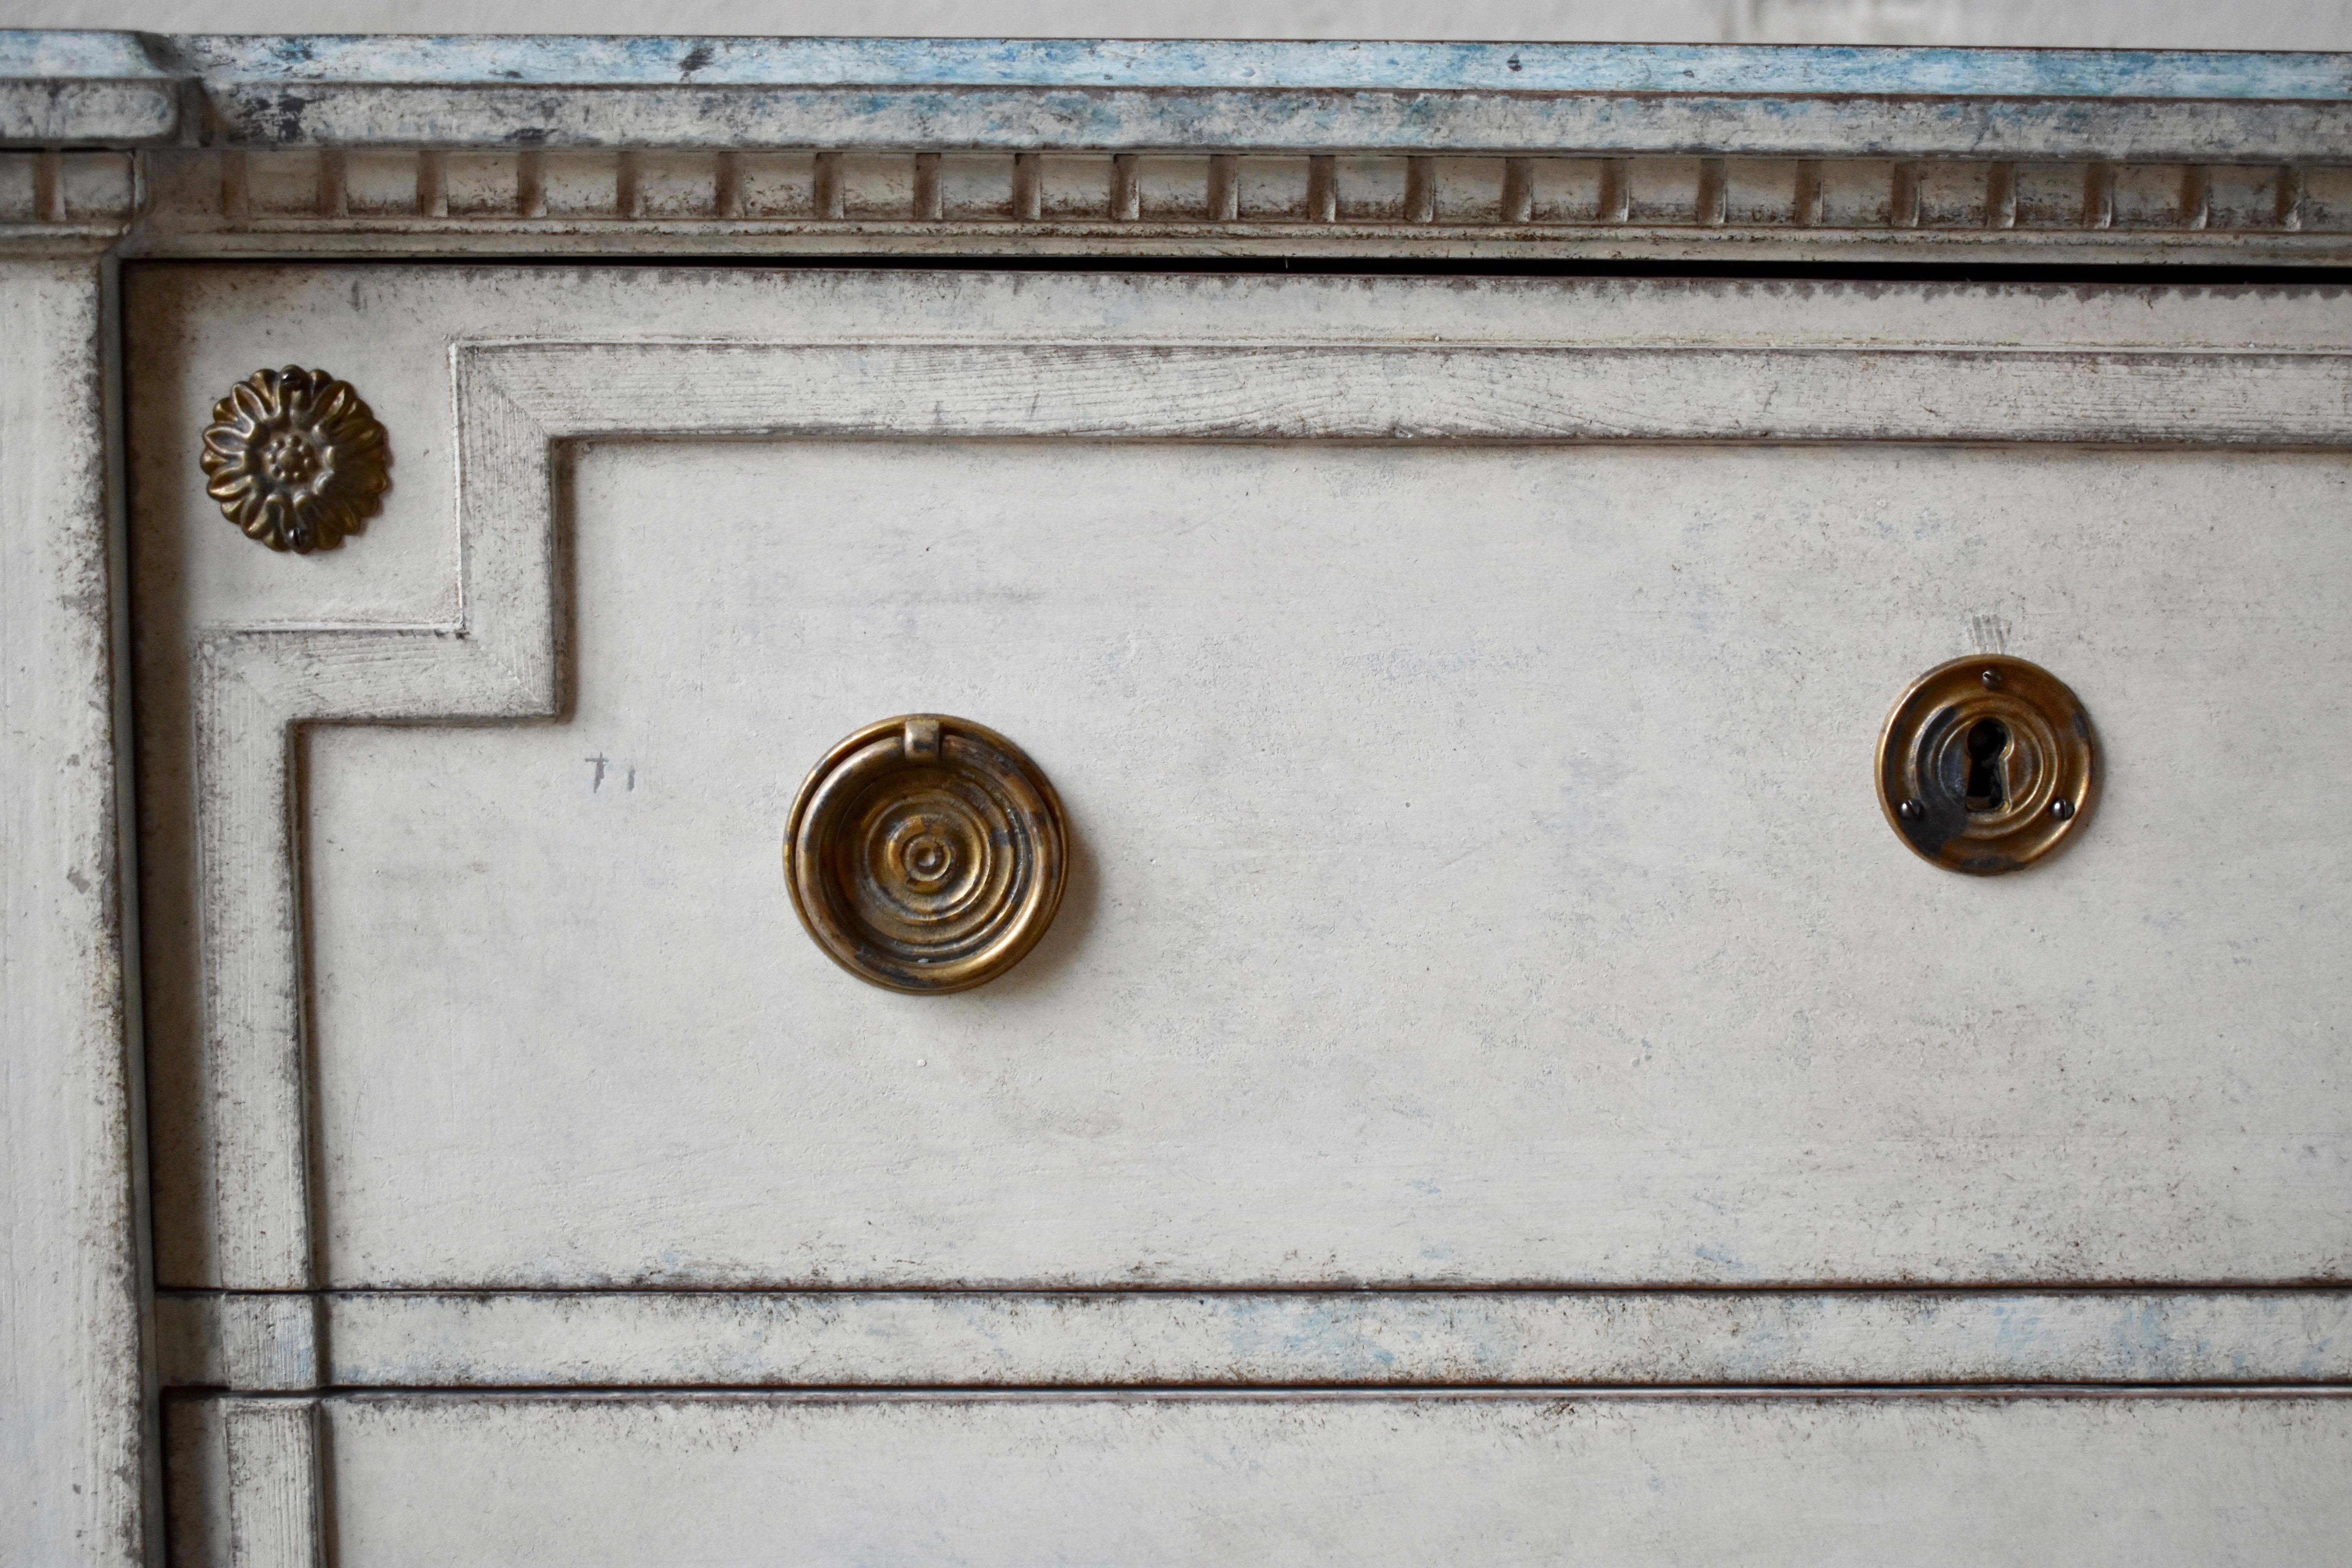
xmin=132 ymin=265 xmax=2352 ymax=1293
xmin=129 ymin=265 xmax=2352 ymax=1557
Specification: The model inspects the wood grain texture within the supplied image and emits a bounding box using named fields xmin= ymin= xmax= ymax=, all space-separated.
xmin=173 ymin=1391 xmax=2352 ymax=1566
xmin=156 ymin=1293 xmax=319 ymax=1392
xmin=163 ymin=1397 xmax=229 ymax=1568
xmin=220 ymin=1399 xmax=319 ymax=1568
xmin=483 ymin=340 xmax=2352 ymax=445
xmin=0 ymin=259 xmax=147 ymax=1564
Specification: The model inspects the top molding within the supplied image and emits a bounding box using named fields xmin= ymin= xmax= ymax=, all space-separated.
xmin=0 ymin=31 xmax=178 ymax=144
xmin=7 ymin=32 xmax=2352 ymax=160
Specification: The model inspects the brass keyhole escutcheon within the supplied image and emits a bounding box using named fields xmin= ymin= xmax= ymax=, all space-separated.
xmin=784 ymin=715 xmax=1067 ymax=993
xmin=1876 ymin=655 xmax=2098 ymax=875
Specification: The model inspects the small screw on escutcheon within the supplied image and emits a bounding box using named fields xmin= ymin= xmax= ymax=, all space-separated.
xmin=2049 ymin=798 xmax=2074 ymax=821
xmin=1980 ymin=669 xmax=2004 ymax=689
xmin=1897 ymin=799 xmax=1924 ymax=822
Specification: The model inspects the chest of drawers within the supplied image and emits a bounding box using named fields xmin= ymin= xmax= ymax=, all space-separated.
xmin=6 ymin=33 xmax=2350 ymax=1566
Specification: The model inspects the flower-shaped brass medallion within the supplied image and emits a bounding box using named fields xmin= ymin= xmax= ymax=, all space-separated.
xmin=200 ymin=367 xmax=390 ymax=553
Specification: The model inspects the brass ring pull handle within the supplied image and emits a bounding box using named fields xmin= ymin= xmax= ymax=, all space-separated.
xmin=1877 ymin=655 xmax=2098 ymax=875
xmin=784 ymin=715 xmax=1067 ymax=993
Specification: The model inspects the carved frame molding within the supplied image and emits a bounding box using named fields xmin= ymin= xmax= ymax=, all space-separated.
xmin=10 ymin=34 xmax=2352 ymax=261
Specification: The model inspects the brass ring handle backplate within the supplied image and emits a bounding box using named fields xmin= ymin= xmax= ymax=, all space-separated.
xmin=1877 ymin=654 xmax=2098 ymax=875
xmin=784 ymin=715 xmax=1067 ymax=993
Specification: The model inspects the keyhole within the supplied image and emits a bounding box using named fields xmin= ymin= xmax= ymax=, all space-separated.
xmin=1964 ymin=719 xmax=2011 ymax=812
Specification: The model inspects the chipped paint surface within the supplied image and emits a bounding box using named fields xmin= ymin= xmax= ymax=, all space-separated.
xmin=152 ymin=82 xmax=2352 ymax=161
xmin=136 ymin=35 xmax=2352 ymax=97
xmin=0 ymin=259 xmax=147 ymax=1563
xmin=11 ymin=32 xmax=2352 ymax=157
xmin=13 ymin=32 xmax=2352 ymax=261
xmin=0 ymin=31 xmax=177 ymax=145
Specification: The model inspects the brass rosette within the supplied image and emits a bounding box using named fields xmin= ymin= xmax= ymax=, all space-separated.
xmin=200 ymin=366 xmax=390 ymax=553
xmin=784 ymin=715 xmax=1067 ymax=993
xmin=1877 ymin=654 xmax=2099 ymax=875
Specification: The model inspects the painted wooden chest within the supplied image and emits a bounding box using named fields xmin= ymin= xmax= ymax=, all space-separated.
xmin=5 ymin=32 xmax=2350 ymax=1565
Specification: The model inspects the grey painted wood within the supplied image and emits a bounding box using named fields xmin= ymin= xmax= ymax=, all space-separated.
xmin=220 ymin=1400 xmax=319 ymax=1568
xmin=159 ymin=1392 xmax=2352 ymax=1566
xmin=16 ymin=34 xmax=2346 ymax=1559
xmin=12 ymin=33 xmax=2352 ymax=159
xmin=108 ymin=147 xmax=2352 ymax=269
xmin=151 ymin=35 xmax=2352 ymax=99
xmin=0 ymin=31 xmax=176 ymax=145
xmin=12 ymin=36 xmax=2352 ymax=264
xmin=0 ymin=258 xmax=149 ymax=1564
xmin=156 ymin=1294 xmax=319 ymax=1393
xmin=155 ymin=1289 xmax=2352 ymax=1390
xmin=127 ymin=265 xmax=2352 ymax=1301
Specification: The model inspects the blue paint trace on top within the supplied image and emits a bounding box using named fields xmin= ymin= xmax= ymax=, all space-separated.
xmin=0 ymin=30 xmax=176 ymax=78
xmin=11 ymin=31 xmax=2352 ymax=102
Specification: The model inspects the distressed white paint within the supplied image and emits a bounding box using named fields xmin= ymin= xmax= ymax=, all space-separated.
xmin=126 ymin=43 xmax=2352 ymax=164
xmin=0 ymin=258 xmax=147 ymax=1564
xmin=14 ymin=34 xmax=2352 ymax=265
xmin=13 ymin=0 xmax=2352 ymax=52
xmin=10 ymin=32 xmax=2352 ymax=162
xmin=154 ymin=1289 xmax=2352 ymax=1390
xmin=156 ymin=1293 xmax=319 ymax=1392
xmin=125 ymin=267 xmax=2352 ymax=1298
xmin=158 ymin=1392 xmax=2352 ymax=1567
xmin=220 ymin=1399 xmax=319 ymax=1568
xmin=122 ymin=147 xmax=2352 ymax=272
xmin=0 ymin=29 xmax=173 ymax=144
xmin=0 ymin=26 xmax=2327 ymax=1564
